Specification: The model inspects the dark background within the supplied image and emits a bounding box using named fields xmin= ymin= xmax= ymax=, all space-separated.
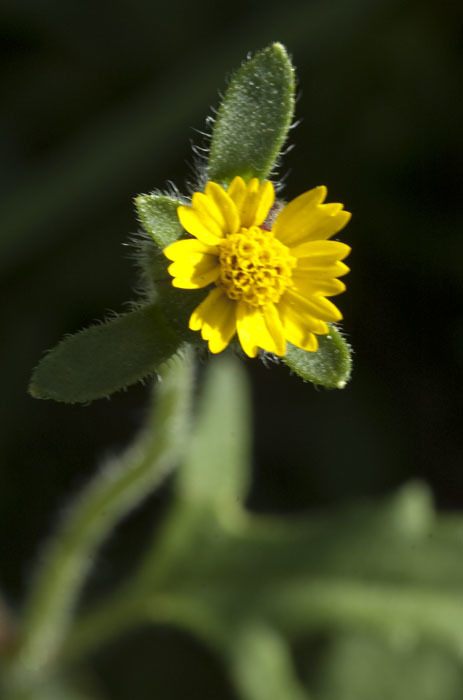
xmin=1 ymin=0 xmax=462 ymax=697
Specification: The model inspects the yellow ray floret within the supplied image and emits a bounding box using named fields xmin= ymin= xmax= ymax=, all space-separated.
xmin=163 ymin=176 xmax=351 ymax=357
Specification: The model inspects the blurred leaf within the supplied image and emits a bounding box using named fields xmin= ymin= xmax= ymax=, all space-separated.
xmin=68 ymin=466 xmax=463 ymax=673
xmin=29 ymin=304 xmax=179 ymax=403
xmin=311 ymin=633 xmax=463 ymax=700
xmin=208 ymin=43 xmax=295 ymax=185
xmin=284 ymin=325 xmax=352 ymax=388
xmin=178 ymin=354 xmax=251 ymax=510
xmin=139 ymin=484 xmax=463 ymax=655
xmin=230 ymin=623 xmax=309 ymax=700
xmin=135 ymin=193 xmax=184 ymax=249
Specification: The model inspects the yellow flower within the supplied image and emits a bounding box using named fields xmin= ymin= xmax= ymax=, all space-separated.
xmin=164 ymin=177 xmax=351 ymax=357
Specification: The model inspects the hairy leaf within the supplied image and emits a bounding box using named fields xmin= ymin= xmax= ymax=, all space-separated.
xmin=208 ymin=43 xmax=295 ymax=185
xmin=29 ymin=304 xmax=179 ymax=403
xmin=284 ymin=325 xmax=352 ymax=388
xmin=135 ymin=192 xmax=184 ymax=248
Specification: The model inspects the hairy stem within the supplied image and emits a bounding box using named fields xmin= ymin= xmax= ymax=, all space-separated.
xmin=5 ymin=347 xmax=194 ymax=694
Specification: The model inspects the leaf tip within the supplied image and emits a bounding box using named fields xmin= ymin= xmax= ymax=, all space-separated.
xmin=28 ymin=381 xmax=40 ymax=399
xmin=269 ymin=41 xmax=289 ymax=57
xmin=134 ymin=194 xmax=147 ymax=219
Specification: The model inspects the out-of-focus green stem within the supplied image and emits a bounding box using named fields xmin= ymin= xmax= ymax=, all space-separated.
xmin=63 ymin=571 xmax=463 ymax=671
xmin=4 ymin=347 xmax=194 ymax=696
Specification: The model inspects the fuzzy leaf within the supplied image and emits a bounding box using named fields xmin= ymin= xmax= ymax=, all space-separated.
xmin=284 ymin=325 xmax=352 ymax=388
xmin=208 ymin=43 xmax=295 ymax=185
xmin=135 ymin=193 xmax=183 ymax=248
xmin=29 ymin=305 xmax=179 ymax=403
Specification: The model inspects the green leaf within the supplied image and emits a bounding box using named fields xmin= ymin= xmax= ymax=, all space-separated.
xmin=284 ymin=325 xmax=352 ymax=388
xmin=178 ymin=354 xmax=251 ymax=509
xmin=312 ymin=633 xmax=463 ymax=700
xmin=135 ymin=192 xmax=183 ymax=248
xmin=67 ymin=482 xmax=463 ymax=666
xmin=29 ymin=304 xmax=180 ymax=403
xmin=208 ymin=43 xmax=295 ymax=185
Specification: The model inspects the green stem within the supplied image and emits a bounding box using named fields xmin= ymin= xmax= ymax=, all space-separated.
xmin=6 ymin=347 xmax=194 ymax=693
xmin=63 ymin=573 xmax=463 ymax=667
xmin=263 ymin=578 xmax=463 ymax=653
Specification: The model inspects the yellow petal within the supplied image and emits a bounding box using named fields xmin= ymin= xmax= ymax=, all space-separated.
xmin=206 ymin=300 xmax=237 ymax=353
xmin=227 ymin=176 xmax=247 ymax=211
xmin=253 ymin=180 xmax=275 ymax=227
xmin=190 ymin=288 xmax=218 ymax=331
xmin=292 ymin=277 xmax=346 ymax=297
xmin=277 ymin=294 xmax=328 ymax=351
xmin=290 ymin=240 xmax=351 ymax=261
xmin=189 ymin=287 xmax=235 ymax=352
xmin=169 ymin=251 xmax=220 ymax=289
xmin=205 ymin=182 xmax=240 ymax=235
xmin=272 ymin=185 xmax=326 ymax=239
xmin=229 ymin=177 xmax=275 ymax=228
xmin=192 ymin=191 xmax=227 ymax=232
xmin=278 ymin=292 xmax=329 ymax=336
xmin=294 ymin=259 xmax=350 ymax=278
xmin=273 ymin=185 xmax=351 ymax=247
xmin=177 ymin=205 xmax=223 ymax=245
xmin=236 ymin=302 xmax=283 ymax=356
xmin=287 ymin=208 xmax=351 ymax=247
xmin=164 ymin=238 xmax=218 ymax=262
xmin=283 ymin=288 xmax=342 ymax=322
xmin=237 ymin=179 xmax=260 ymax=228
xmin=236 ymin=301 xmax=259 ymax=357
xmin=263 ymin=303 xmax=286 ymax=356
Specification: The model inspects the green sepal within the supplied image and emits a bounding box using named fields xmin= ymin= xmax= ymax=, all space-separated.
xmin=135 ymin=192 xmax=184 ymax=248
xmin=29 ymin=304 xmax=180 ymax=403
xmin=284 ymin=325 xmax=352 ymax=388
xmin=208 ymin=43 xmax=295 ymax=185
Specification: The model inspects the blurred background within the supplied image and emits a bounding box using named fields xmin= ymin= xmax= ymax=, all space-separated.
xmin=1 ymin=0 xmax=462 ymax=697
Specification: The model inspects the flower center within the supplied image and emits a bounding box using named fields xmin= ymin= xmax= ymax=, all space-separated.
xmin=217 ymin=226 xmax=296 ymax=306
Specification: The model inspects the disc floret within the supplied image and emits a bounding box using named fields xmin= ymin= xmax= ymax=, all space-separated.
xmin=218 ymin=226 xmax=296 ymax=306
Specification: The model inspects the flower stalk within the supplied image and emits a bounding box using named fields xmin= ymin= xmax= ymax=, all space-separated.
xmin=4 ymin=348 xmax=194 ymax=696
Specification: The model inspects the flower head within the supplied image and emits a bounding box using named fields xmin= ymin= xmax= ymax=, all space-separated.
xmin=164 ymin=177 xmax=350 ymax=357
